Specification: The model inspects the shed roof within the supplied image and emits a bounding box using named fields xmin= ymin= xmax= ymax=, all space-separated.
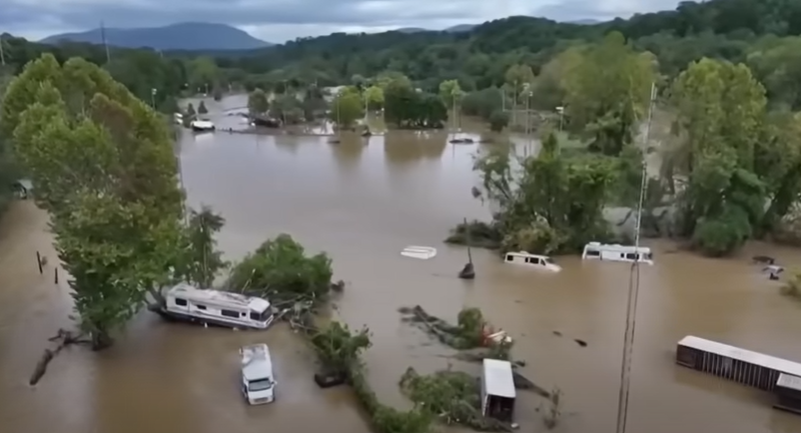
xmin=483 ymin=358 xmax=516 ymax=398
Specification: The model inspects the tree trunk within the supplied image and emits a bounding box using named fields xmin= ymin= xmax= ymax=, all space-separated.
xmin=91 ymin=329 xmax=114 ymax=351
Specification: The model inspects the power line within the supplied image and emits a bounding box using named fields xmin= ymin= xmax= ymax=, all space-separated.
xmin=614 ymin=81 xmax=657 ymax=433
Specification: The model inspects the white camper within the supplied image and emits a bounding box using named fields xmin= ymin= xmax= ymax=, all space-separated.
xmin=163 ymin=283 xmax=275 ymax=330
xmin=240 ymin=344 xmax=276 ymax=405
xmin=581 ymin=242 xmax=653 ymax=264
xmin=503 ymin=251 xmax=561 ymax=272
xmin=481 ymin=358 xmax=516 ymax=422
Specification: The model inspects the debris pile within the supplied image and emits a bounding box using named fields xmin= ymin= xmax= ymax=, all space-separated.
xmin=399 ymin=366 xmax=513 ymax=432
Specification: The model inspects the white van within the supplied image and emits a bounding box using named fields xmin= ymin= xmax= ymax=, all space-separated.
xmin=481 ymin=358 xmax=516 ymax=422
xmin=503 ymin=251 xmax=561 ymax=272
xmin=240 ymin=344 xmax=276 ymax=405
xmin=581 ymin=242 xmax=653 ymax=264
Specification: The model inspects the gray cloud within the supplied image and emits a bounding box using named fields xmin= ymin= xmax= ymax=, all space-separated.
xmin=4 ymin=0 xmax=682 ymax=43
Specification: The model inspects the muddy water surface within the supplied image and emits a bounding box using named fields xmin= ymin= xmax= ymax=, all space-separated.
xmin=2 ymin=98 xmax=801 ymax=433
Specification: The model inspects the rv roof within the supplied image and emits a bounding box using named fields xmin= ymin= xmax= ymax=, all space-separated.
xmin=242 ymin=344 xmax=273 ymax=381
xmin=583 ymin=243 xmax=651 ymax=253
xmin=777 ymin=373 xmax=801 ymax=391
xmin=167 ymin=283 xmax=270 ymax=312
xmin=482 ymin=358 xmax=516 ymax=398
xmin=678 ymin=336 xmax=801 ymax=378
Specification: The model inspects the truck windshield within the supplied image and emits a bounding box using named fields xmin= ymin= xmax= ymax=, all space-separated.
xmin=248 ymin=379 xmax=273 ymax=392
xmin=249 ymin=310 xmax=271 ymax=322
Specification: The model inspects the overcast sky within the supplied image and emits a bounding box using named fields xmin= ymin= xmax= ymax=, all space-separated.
xmin=4 ymin=0 xmax=682 ymax=43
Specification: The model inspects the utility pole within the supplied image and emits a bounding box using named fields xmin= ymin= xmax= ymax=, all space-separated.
xmin=151 ymin=88 xmax=157 ymax=109
xmin=614 ymin=81 xmax=657 ymax=433
xmin=100 ymin=21 xmax=111 ymax=63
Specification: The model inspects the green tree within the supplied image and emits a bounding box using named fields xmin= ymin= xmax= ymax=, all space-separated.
xmin=488 ymin=110 xmax=508 ymax=132
xmin=669 ymin=57 xmax=768 ymax=255
xmin=179 ymin=206 xmax=227 ymax=288
xmin=364 ymin=85 xmax=384 ymax=111
xmin=185 ymin=103 xmax=196 ymax=117
xmin=332 ymin=86 xmax=364 ymax=128
xmin=247 ymin=88 xmax=270 ymax=115
xmin=2 ymin=54 xmax=184 ymax=348
xmin=438 ymin=79 xmax=464 ymax=111
xmin=563 ymin=32 xmax=656 ymax=156
xmin=197 ymin=100 xmax=208 ymax=115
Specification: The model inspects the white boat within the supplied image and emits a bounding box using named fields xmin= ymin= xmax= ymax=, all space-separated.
xmin=240 ymin=344 xmax=276 ymax=405
xmin=503 ymin=251 xmax=561 ymax=272
xmin=581 ymin=242 xmax=653 ymax=264
xmin=161 ymin=283 xmax=275 ymax=330
xmin=401 ymin=246 xmax=437 ymax=260
xmin=190 ymin=119 xmax=215 ymax=132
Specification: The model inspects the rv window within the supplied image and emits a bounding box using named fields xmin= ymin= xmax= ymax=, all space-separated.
xmin=585 ymin=250 xmax=600 ymax=257
xmin=196 ymin=304 xmax=206 ymax=310
xmin=175 ymin=298 xmax=188 ymax=306
xmin=221 ymin=309 xmax=240 ymax=318
xmin=625 ymin=253 xmax=637 ymax=260
xmin=505 ymin=254 xmax=513 ymax=262
xmin=531 ymin=257 xmax=541 ymax=265
xmin=645 ymin=252 xmax=653 ymax=260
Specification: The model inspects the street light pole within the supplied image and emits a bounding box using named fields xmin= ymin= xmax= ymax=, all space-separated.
xmin=151 ymin=88 xmax=157 ymax=110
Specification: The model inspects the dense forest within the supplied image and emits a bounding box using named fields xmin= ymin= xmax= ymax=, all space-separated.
xmin=4 ymin=0 xmax=801 ymax=256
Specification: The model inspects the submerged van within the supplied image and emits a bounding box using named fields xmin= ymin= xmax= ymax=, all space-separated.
xmin=240 ymin=344 xmax=276 ymax=405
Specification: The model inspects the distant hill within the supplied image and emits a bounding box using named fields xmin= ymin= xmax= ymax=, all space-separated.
xmin=444 ymin=24 xmax=477 ymax=33
xmin=569 ymin=19 xmax=602 ymax=25
xmin=40 ymin=22 xmax=272 ymax=51
xmin=394 ymin=27 xmax=428 ymax=34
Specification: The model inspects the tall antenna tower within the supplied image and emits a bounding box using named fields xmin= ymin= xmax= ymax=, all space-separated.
xmin=614 ymin=81 xmax=657 ymax=433
xmin=100 ymin=21 xmax=111 ymax=63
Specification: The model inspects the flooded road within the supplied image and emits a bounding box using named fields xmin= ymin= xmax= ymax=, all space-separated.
xmin=3 ymin=97 xmax=801 ymax=433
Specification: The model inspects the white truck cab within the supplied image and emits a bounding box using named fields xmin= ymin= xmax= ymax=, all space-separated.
xmin=240 ymin=344 xmax=276 ymax=405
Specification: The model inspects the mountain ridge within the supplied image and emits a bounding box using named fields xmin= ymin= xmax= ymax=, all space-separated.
xmin=41 ymin=22 xmax=272 ymax=51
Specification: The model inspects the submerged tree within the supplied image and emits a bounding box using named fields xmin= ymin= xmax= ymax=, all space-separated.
xmin=2 ymin=54 xmax=184 ymax=349
xmin=179 ymin=206 xmax=227 ymax=288
xmin=226 ymin=234 xmax=333 ymax=299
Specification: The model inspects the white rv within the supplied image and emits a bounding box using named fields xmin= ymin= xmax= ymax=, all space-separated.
xmin=581 ymin=242 xmax=653 ymax=264
xmin=163 ymin=283 xmax=275 ymax=330
xmin=503 ymin=251 xmax=561 ymax=272
xmin=401 ymin=246 xmax=437 ymax=260
xmin=240 ymin=344 xmax=276 ymax=405
xmin=481 ymin=358 xmax=516 ymax=422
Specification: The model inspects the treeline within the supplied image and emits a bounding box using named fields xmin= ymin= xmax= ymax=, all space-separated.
xmin=6 ymin=0 xmax=801 ymax=109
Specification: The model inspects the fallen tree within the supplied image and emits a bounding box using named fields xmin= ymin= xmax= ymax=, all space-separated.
xmin=398 ymin=305 xmax=558 ymax=414
xmin=399 ymin=366 xmax=513 ymax=432
xmin=29 ymin=329 xmax=92 ymax=386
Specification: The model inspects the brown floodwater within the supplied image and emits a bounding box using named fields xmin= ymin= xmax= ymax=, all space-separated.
xmin=2 ymin=96 xmax=801 ymax=433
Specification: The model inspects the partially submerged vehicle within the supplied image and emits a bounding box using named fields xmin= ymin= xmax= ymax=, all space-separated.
xmin=401 ymin=246 xmax=437 ymax=260
xmin=240 ymin=344 xmax=276 ymax=405
xmin=503 ymin=251 xmax=561 ymax=272
xmin=161 ymin=283 xmax=275 ymax=330
xmin=190 ymin=119 xmax=216 ymax=132
xmin=581 ymin=242 xmax=653 ymax=264
xmin=481 ymin=358 xmax=516 ymax=422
